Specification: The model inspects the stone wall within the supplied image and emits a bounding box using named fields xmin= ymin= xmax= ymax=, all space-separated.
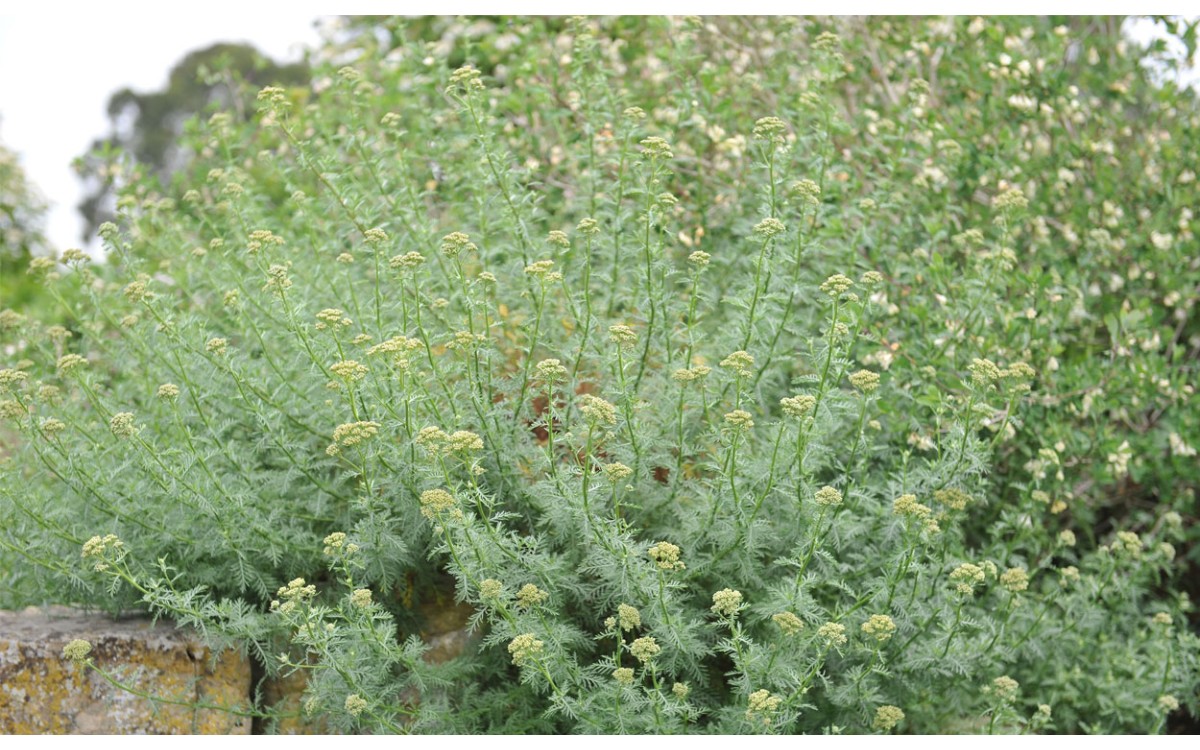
xmin=0 ymin=598 xmax=476 ymax=734
xmin=0 ymin=606 xmax=250 ymax=734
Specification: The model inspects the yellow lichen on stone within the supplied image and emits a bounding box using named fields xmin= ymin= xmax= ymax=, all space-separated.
xmin=0 ymin=607 xmax=250 ymax=735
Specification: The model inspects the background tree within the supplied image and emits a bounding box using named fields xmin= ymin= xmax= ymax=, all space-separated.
xmin=74 ymin=42 xmax=309 ymax=240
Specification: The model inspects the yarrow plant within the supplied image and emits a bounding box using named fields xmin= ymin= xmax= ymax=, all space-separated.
xmin=0 ymin=15 xmax=1197 ymax=735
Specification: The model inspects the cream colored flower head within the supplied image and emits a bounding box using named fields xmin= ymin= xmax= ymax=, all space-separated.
xmin=63 ymin=639 xmax=92 ymax=662
xmin=322 ymin=532 xmax=348 ymax=555
xmin=602 ymin=462 xmax=633 ymax=482
xmin=791 ymin=178 xmax=821 ymax=206
xmin=508 ymin=633 xmax=544 ymax=666
xmin=617 ymin=603 xmax=641 ymax=631
xmin=746 ymin=689 xmax=781 ymax=725
xmin=344 ymin=694 xmax=367 ymax=717
xmin=861 ymin=614 xmax=896 ymax=641
xmin=516 ymin=583 xmax=549 ymax=609
xmin=414 ymin=426 xmax=448 ymax=450
xmin=123 ymin=279 xmax=151 ymax=302
xmin=390 ymin=251 xmax=426 ymax=269
xmin=1000 ymin=567 xmax=1029 ymax=593
xmin=772 ymin=611 xmax=805 ymax=636
xmin=534 ymin=358 xmax=568 ymax=384
xmin=330 ymin=360 xmax=368 ymax=382
xmin=419 ymin=489 xmax=457 ymax=520
xmin=1113 ymin=530 xmax=1143 ymax=557
xmin=440 ymin=231 xmax=477 ymax=257
xmin=672 ymin=366 xmax=712 ymax=383
xmin=849 ymin=369 xmax=880 ymax=393
xmin=720 ymin=350 xmax=754 ymax=378
xmin=81 ymin=534 xmax=123 ymax=561
xmin=873 ymin=705 xmax=904 ymax=732
xmin=640 ymin=136 xmax=674 ymax=159
xmin=753 ymin=217 xmax=786 ymax=239
xmin=994 ymin=187 xmax=1029 ymax=212
xmin=448 ymin=65 xmax=484 ymax=91
xmin=0 ymin=398 xmax=27 ymax=421
xmin=1 ymin=369 xmax=30 ymax=392
xmin=969 ymin=358 xmax=1002 ymax=387
xmin=814 ymin=31 xmax=841 ymax=50
xmin=752 ymin=116 xmax=788 ymax=142
xmin=524 ymin=259 xmax=561 ymax=282
xmin=818 ymin=621 xmax=848 ymax=647
xmin=479 ymin=579 xmax=504 ymax=601
xmin=57 ymin=354 xmax=89 ymax=373
xmin=109 ymin=412 xmax=138 ymax=439
xmin=933 ymin=488 xmax=971 ymax=511
xmin=893 ymin=494 xmax=931 ymax=518
xmin=328 ymin=421 xmax=381 ymax=455
xmin=820 ymin=273 xmax=853 ymax=296
xmin=723 ymin=409 xmax=754 ymax=431
xmin=276 ymin=577 xmax=317 ymax=605
xmin=579 ymin=394 xmax=617 ymax=425
xmin=648 ymin=541 xmax=685 ymax=571
xmin=781 ymin=394 xmax=816 ymax=418
xmin=444 ymin=430 xmax=484 ymax=454
xmin=608 ymin=324 xmax=637 ymax=348
xmin=40 ymin=418 xmax=66 ymax=437
xmin=986 ymin=675 xmax=1020 ymax=702
xmin=711 ymin=588 xmax=743 ymax=617
xmin=950 ymin=562 xmax=986 ymax=595
xmin=630 ymin=636 xmax=661 ymax=664
xmin=350 ymin=588 xmax=372 ymax=608
xmin=814 ymin=486 xmax=843 ymax=507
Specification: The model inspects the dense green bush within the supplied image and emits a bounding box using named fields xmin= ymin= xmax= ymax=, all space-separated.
xmin=1 ymin=16 xmax=1197 ymax=733
xmin=0 ymin=133 xmax=50 ymax=318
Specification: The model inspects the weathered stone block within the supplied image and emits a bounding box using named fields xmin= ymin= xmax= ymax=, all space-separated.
xmin=0 ymin=606 xmax=251 ymax=734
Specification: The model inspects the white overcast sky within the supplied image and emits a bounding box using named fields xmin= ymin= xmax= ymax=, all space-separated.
xmin=0 ymin=11 xmax=1195 ymax=255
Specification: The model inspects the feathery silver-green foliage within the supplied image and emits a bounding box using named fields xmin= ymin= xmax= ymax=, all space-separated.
xmin=1 ymin=16 xmax=1197 ymax=734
